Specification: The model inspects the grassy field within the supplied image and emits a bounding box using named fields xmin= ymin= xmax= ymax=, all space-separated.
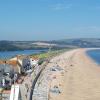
xmin=31 ymin=48 xmax=73 ymax=59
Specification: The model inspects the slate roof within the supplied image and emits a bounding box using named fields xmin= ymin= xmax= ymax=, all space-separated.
xmin=0 ymin=64 xmax=13 ymax=73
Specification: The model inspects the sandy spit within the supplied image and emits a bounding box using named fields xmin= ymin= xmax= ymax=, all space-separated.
xmin=47 ymin=48 xmax=100 ymax=100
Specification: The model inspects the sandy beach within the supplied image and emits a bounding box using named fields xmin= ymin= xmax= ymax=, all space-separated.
xmin=42 ymin=48 xmax=100 ymax=100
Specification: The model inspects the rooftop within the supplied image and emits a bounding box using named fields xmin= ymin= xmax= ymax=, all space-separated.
xmin=0 ymin=64 xmax=13 ymax=73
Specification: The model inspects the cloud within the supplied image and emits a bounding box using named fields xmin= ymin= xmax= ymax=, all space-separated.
xmin=51 ymin=3 xmax=72 ymax=10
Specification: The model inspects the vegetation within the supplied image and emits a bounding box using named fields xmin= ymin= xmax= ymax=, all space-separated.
xmin=31 ymin=49 xmax=72 ymax=59
xmin=1 ymin=38 xmax=100 ymax=51
xmin=0 ymin=41 xmax=22 ymax=51
xmin=31 ymin=49 xmax=71 ymax=65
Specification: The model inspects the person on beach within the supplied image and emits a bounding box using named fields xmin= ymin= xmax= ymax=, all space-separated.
xmin=25 ymin=83 xmax=29 ymax=92
xmin=27 ymin=87 xmax=29 ymax=92
xmin=25 ymin=94 xmax=27 ymax=99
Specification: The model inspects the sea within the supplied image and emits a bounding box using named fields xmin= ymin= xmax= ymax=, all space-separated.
xmin=0 ymin=49 xmax=48 ymax=59
xmin=87 ymin=49 xmax=100 ymax=65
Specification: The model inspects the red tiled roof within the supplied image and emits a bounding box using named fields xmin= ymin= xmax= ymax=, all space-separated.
xmin=7 ymin=60 xmax=17 ymax=66
xmin=0 ymin=60 xmax=4 ymax=64
xmin=30 ymin=56 xmax=39 ymax=60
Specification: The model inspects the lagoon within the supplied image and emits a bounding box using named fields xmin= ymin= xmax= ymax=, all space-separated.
xmin=0 ymin=49 xmax=48 ymax=59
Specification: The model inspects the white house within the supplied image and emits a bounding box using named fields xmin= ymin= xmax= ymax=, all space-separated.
xmin=30 ymin=57 xmax=39 ymax=66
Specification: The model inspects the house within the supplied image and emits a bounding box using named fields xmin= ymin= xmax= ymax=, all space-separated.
xmin=0 ymin=60 xmax=4 ymax=64
xmin=22 ymin=57 xmax=32 ymax=73
xmin=8 ymin=59 xmax=21 ymax=74
xmin=16 ymin=55 xmax=39 ymax=74
xmin=30 ymin=56 xmax=39 ymax=66
xmin=0 ymin=64 xmax=18 ymax=89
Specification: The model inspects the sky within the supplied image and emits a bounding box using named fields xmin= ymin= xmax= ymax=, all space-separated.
xmin=0 ymin=0 xmax=100 ymax=40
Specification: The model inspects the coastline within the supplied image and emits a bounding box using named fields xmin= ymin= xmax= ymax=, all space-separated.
xmin=84 ymin=48 xmax=100 ymax=66
xmin=35 ymin=48 xmax=100 ymax=100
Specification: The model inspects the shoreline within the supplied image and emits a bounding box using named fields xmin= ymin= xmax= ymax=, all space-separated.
xmin=36 ymin=48 xmax=100 ymax=100
xmin=84 ymin=48 xmax=100 ymax=66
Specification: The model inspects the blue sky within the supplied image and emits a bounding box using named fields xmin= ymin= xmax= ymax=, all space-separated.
xmin=0 ymin=0 xmax=100 ymax=40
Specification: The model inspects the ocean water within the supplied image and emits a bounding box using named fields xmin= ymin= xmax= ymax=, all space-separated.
xmin=0 ymin=49 xmax=48 ymax=59
xmin=87 ymin=49 xmax=100 ymax=65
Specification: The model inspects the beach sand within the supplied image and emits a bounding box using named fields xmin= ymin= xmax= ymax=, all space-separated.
xmin=47 ymin=48 xmax=100 ymax=100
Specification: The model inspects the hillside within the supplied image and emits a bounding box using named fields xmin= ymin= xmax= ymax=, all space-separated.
xmin=51 ymin=38 xmax=100 ymax=48
xmin=0 ymin=38 xmax=100 ymax=51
